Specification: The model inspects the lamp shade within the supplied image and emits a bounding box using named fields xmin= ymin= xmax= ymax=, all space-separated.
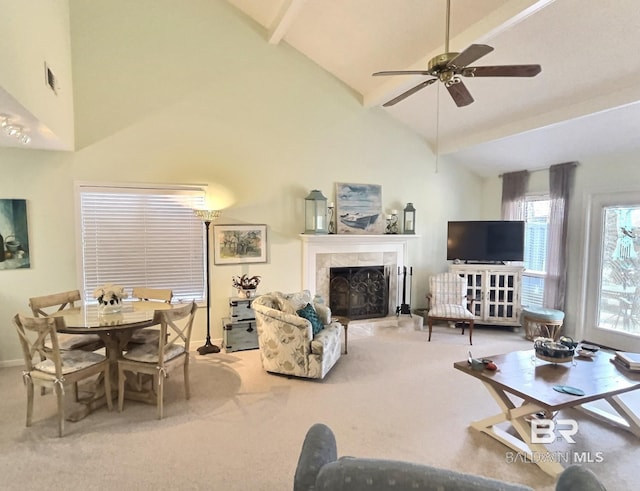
xmin=193 ymin=209 xmax=221 ymax=222
xmin=403 ymin=202 xmax=416 ymax=234
xmin=304 ymin=190 xmax=328 ymax=234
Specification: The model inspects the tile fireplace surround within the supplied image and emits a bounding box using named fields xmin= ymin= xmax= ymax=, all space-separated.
xmin=300 ymin=234 xmax=419 ymax=318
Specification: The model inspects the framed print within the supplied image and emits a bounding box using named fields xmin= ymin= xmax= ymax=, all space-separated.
xmin=0 ymin=199 xmax=30 ymax=270
xmin=336 ymin=183 xmax=384 ymax=235
xmin=213 ymin=224 xmax=267 ymax=264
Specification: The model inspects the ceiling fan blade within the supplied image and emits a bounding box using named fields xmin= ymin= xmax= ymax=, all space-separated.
xmin=463 ymin=64 xmax=541 ymax=77
xmin=382 ymin=79 xmax=437 ymax=107
xmin=373 ymin=70 xmax=432 ymax=77
xmin=447 ymin=44 xmax=494 ymax=68
xmin=446 ymin=80 xmax=474 ymax=107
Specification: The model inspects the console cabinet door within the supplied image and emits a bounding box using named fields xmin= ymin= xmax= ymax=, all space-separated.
xmin=449 ymin=265 xmax=522 ymax=326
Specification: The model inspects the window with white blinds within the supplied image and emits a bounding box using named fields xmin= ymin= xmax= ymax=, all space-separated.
xmin=76 ymin=184 xmax=206 ymax=303
xmin=522 ymin=194 xmax=550 ymax=307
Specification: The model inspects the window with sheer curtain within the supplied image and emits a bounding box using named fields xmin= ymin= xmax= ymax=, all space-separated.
xmin=76 ymin=183 xmax=206 ymax=303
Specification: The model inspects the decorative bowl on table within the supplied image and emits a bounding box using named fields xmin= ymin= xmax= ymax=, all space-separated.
xmin=534 ymin=337 xmax=575 ymax=363
xmin=559 ymin=336 xmax=578 ymax=349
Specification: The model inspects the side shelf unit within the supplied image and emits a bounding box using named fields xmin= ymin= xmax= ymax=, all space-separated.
xmin=223 ymin=296 xmax=259 ymax=352
xmin=449 ymin=263 xmax=524 ymax=327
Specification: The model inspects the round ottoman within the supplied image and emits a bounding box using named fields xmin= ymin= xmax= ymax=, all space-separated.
xmin=521 ymin=307 xmax=565 ymax=340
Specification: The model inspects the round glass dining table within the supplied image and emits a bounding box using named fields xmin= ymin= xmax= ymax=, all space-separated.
xmin=50 ymin=301 xmax=174 ymax=420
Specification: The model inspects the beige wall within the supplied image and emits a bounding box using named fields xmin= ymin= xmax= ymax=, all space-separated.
xmin=3 ymin=1 xmax=638 ymax=364
xmin=0 ymin=0 xmax=74 ymax=148
xmin=0 ymin=0 xmax=485 ymax=364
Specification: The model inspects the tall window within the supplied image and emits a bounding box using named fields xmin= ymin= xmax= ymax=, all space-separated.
xmin=76 ymin=183 xmax=206 ymax=303
xmin=597 ymin=206 xmax=639 ymax=332
xmin=521 ymin=195 xmax=551 ymax=307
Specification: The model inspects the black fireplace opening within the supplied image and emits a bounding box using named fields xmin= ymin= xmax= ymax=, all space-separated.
xmin=329 ymin=266 xmax=389 ymax=319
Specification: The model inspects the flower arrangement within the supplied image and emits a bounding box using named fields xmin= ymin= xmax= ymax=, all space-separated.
xmin=93 ymin=284 xmax=128 ymax=313
xmin=232 ymin=274 xmax=261 ymax=290
xmin=232 ymin=274 xmax=261 ymax=298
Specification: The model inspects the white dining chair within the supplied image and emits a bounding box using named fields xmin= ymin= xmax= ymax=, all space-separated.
xmin=13 ymin=313 xmax=113 ymax=437
xmin=118 ymin=301 xmax=197 ymax=419
xmin=29 ymin=290 xmax=103 ymax=351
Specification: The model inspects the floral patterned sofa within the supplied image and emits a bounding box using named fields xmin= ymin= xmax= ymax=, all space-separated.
xmin=252 ymin=290 xmax=343 ymax=379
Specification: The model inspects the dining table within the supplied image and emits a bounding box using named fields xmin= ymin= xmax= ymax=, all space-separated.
xmin=51 ymin=300 xmax=174 ymax=421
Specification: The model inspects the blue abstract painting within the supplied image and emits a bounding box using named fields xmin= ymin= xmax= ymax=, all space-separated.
xmin=0 ymin=199 xmax=30 ymax=269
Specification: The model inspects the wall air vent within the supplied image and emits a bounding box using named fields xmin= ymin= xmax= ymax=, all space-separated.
xmin=44 ymin=62 xmax=58 ymax=95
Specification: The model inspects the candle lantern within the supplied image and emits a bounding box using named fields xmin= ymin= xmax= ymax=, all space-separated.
xmin=403 ymin=202 xmax=416 ymax=234
xmin=304 ymin=189 xmax=328 ymax=234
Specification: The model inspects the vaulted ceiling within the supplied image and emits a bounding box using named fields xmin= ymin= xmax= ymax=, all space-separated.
xmin=3 ymin=1 xmax=640 ymax=178
xmin=227 ymin=0 xmax=640 ymax=177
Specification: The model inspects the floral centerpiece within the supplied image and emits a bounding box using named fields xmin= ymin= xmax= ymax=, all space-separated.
xmin=232 ymin=274 xmax=261 ymax=298
xmin=93 ymin=284 xmax=128 ymax=313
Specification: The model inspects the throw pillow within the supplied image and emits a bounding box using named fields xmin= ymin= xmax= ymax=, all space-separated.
xmin=297 ymin=303 xmax=324 ymax=336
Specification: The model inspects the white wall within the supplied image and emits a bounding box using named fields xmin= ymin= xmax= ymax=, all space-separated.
xmin=482 ymin=151 xmax=640 ymax=340
xmin=0 ymin=0 xmax=484 ymax=364
xmin=0 ymin=0 xmax=74 ymax=148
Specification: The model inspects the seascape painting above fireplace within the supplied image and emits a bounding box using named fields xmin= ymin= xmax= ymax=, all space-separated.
xmin=336 ymin=183 xmax=384 ymax=235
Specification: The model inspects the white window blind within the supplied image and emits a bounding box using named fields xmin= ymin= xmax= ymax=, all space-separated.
xmin=522 ymin=195 xmax=550 ymax=307
xmin=77 ymin=184 xmax=206 ymax=302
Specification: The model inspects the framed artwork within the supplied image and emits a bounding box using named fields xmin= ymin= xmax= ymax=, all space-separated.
xmin=213 ymin=224 xmax=267 ymax=264
xmin=0 ymin=199 xmax=30 ymax=270
xmin=335 ymin=183 xmax=384 ymax=235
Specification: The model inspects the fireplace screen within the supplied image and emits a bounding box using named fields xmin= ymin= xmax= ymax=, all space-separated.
xmin=329 ymin=266 xmax=389 ymax=319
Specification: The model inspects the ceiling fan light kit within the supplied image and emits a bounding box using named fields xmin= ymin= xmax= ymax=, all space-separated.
xmin=372 ymin=0 xmax=541 ymax=108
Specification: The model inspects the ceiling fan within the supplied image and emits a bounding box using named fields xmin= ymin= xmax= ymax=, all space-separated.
xmin=372 ymin=0 xmax=541 ymax=108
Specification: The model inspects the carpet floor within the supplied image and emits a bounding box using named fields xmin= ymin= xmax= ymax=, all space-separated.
xmin=0 ymin=320 xmax=637 ymax=490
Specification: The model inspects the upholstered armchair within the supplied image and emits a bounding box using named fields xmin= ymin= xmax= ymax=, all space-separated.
xmin=252 ymin=290 xmax=342 ymax=379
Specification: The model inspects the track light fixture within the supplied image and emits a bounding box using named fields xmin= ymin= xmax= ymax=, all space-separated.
xmin=0 ymin=114 xmax=31 ymax=144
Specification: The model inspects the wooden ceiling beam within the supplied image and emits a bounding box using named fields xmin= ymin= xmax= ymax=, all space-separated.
xmin=268 ymin=0 xmax=307 ymax=45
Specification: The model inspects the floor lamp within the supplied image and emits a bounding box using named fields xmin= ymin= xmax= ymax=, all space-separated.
xmin=194 ymin=209 xmax=221 ymax=355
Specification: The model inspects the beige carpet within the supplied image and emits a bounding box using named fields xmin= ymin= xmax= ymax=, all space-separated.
xmin=0 ymin=320 xmax=637 ymax=490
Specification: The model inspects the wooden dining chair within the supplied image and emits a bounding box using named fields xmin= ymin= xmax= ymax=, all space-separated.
xmin=131 ymin=287 xmax=173 ymax=303
xmin=13 ymin=313 xmax=113 ymax=437
xmin=118 ymin=301 xmax=197 ymax=419
xmin=128 ymin=287 xmax=174 ymax=345
xmin=29 ymin=290 xmax=104 ymax=352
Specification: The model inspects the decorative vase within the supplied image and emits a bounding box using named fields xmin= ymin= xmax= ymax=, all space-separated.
xmin=98 ymin=296 xmax=123 ymax=314
xmin=238 ymin=289 xmax=256 ymax=299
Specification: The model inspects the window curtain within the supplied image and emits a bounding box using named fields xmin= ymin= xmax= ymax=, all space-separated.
xmin=501 ymin=170 xmax=530 ymax=220
xmin=543 ymin=162 xmax=577 ymax=310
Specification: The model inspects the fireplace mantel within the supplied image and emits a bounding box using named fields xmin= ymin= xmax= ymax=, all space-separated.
xmin=299 ymin=234 xmax=420 ymax=245
xmin=299 ymin=234 xmax=420 ymax=303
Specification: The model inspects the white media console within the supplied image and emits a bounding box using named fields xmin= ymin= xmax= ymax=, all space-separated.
xmin=449 ymin=263 xmax=524 ymax=327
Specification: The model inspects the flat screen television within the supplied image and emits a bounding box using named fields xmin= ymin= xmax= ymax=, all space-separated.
xmin=447 ymin=220 xmax=525 ymax=263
